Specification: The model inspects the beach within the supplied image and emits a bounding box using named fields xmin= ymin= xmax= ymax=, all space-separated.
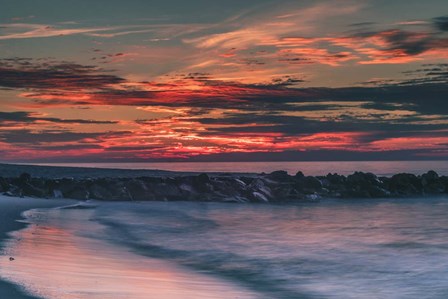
xmin=0 ymin=195 xmax=72 ymax=299
xmin=2 ymin=197 xmax=448 ymax=298
xmin=1 ymin=163 xmax=448 ymax=298
xmin=0 ymin=197 xmax=261 ymax=299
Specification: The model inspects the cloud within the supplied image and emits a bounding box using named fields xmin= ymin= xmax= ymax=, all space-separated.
xmin=0 ymin=129 xmax=105 ymax=144
xmin=1 ymin=57 xmax=447 ymax=161
xmin=3 ymin=58 xmax=446 ymax=117
xmin=363 ymin=63 xmax=448 ymax=85
xmin=180 ymin=8 xmax=448 ymax=73
xmin=434 ymin=16 xmax=448 ymax=31
xmin=0 ymin=23 xmax=118 ymax=40
xmin=270 ymin=24 xmax=448 ymax=65
xmin=0 ymin=23 xmax=206 ymax=40
xmin=0 ymin=111 xmax=118 ymax=126
xmin=278 ymin=48 xmax=358 ymax=66
xmin=349 ymin=29 xmax=448 ymax=64
xmin=395 ymin=20 xmax=429 ymax=26
xmin=0 ymin=59 xmax=125 ymax=90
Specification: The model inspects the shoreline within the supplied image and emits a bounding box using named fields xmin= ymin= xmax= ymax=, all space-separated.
xmin=0 ymin=195 xmax=73 ymax=299
xmin=1 ymin=163 xmax=447 ymax=203
xmin=0 ymin=199 xmax=261 ymax=299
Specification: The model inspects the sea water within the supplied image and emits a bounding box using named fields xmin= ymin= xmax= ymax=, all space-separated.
xmin=29 ymin=160 xmax=448 ymax=176
xmin=2 ymin=197 xmax=448 ymax=298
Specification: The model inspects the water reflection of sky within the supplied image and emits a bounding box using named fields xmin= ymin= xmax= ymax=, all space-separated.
xmin=0 ymin=207 xmax=259 ymax=299
xmin=2 ymin=198 xmax=448 ymax=298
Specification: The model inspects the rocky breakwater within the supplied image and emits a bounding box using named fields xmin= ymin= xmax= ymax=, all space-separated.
xmin=1 ymin=170 xmax=448 ymax=203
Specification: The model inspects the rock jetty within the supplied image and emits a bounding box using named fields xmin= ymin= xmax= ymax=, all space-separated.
xmin=1 ymin=168 xmax=447 ymax=203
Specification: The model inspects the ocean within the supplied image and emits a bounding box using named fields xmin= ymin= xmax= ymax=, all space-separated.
xmin=29 ymin=160 xmax=448 ymax=176
xmin=2 ymin=197 xmax=448 ymax=298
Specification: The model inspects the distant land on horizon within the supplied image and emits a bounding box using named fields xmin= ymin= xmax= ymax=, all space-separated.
xmin=4 ymin=149 xmax=448 ymax=164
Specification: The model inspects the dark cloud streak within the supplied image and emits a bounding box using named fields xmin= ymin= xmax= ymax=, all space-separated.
xmin=0 ymin=111 xmax=117 ymax=125
xmin=0 ymin=59 xmax=125 ymax=90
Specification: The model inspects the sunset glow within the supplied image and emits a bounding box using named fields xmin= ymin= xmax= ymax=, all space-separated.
xmin=1 ymin=0 xmax=447 ymax=162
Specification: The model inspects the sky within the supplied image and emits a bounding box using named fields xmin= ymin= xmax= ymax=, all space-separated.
xmin=0 ymin=0 xmax=447 ymax=162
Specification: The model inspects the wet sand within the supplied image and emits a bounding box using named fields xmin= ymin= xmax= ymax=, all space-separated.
xmin=0 ymin=195 xmax=73 ymax=299
xmin=0 ymin=200 xmax=260 ymax=299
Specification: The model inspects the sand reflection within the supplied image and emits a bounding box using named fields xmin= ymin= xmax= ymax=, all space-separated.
xmin=0 ymin=207 xmax=258 ymax=299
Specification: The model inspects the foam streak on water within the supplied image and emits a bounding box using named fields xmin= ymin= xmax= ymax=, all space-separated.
xmin=2 ymin=198 xmax=448 ymax=298
xmin=0 ymin=205 xmax=260 ymax=299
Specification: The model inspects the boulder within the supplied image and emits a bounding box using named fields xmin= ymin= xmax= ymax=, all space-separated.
xmin=65 ymin=188 xmax=89 ymax=200
xmin=267 ymin=170 xmax=291 ymax=181
xmin=53 ymin=189 xmax=64 ymax=198
xmin=366 ymin=185 xmax=391 ymax=198
xmin=223 ymin=196 xmax=248 ymax=203
xmin=86 ymin=179 xmax=131 ymax=201
xmin=147 ymin=180 xmax=183 ymax=201
xmin=21 ymin=183 xmax=46 ymax=198
xmin=192 ymin=174 xmax=213 ymax=193
xmin=18 ymin=172 xmax=31 ymax=183
xmin=388 ymin=173 xmax=422 ymax=196
xmin=252 ymin=191 xmax=269 ymax=202
xmin=421 ymin=170 xmax=439 ymax=185
xmin=125 ymin=179 xmax=154 ymax=201
xmin=0 ymin=177 xmax=9 ymax=192
xmin=347 ymin=172 xmax=381 ymax=188
xmin=196 ymin=173 xmax=210 ymax=184
xmin=248 ymin=178 xmax=273 ymax=201
xmin=304 ymin=176 xmax=323 ymax=191
xmin=326 ymin=173 xmax=346 ymax=185
xmin=4 ymin=185 xmax=23 ymax=197
xmin=295 ymin=171 xmax=305 ymax=179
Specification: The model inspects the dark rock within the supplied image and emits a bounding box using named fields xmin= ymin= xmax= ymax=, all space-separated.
xmin=89 ymin=182 xmax=112 ymax=200
xmin=0 ymin=167 xmax=446 ymax=202
xmin=318 ymin=178 xmax=331 ymax=188
xmin=422 ymin=170 xmax=439 ymax=184
xmin=238 ymin=177 xmax=254 ymax=185
xmin=440 ymin=176 xmax=448 ymax=193
xmin=147 ymin=180 xmax=183 ymax=201
xmin=53 ymin=189 xmax=64 ymax=198
xmin=192 ymin=174 xmax=213 ymax=193
xmin=58 ymin=180 xmax=90 ymax=200
xmin=366 ymin=185 xmax=390 ymax=198
xmin=347 ymin=172 xmax=381 ymax=188
xmin=21 ymin=183 xmax=46 ymax=198
xmin=196 ymin=173 xmax=210 ymax=184
xmin=66 ymin=188 xmax=90 ymax=200
xmin=304 ymin=176 xmax=323 ymax=191
xmin=210 ymin=178 xmax=245 ymax=198
xmin=252 ymin=191 xmax=269 ymax=202
xmin=421 ymin=171 xmax=444 ymax=194
xmin=222 ymin=196 xmax=248 ymax=203
xmin=295 ymin=171 xmax=305 ymax=179
xmin=4 ymin=185 xmax=23 ymax=197
xmin=19 ymin=172 xmax=31 ymax=183
xmin=89 ymin=179 xmax=132 ymax=201
xmin=305 ymin=193 xmax=321 ymax=201
xmin=248 ymin=178 xmax=273 ymax=202
xmin=0 ymin=177 xmax=8 ymax=192
xmin=267 ymin=170 xmax=290 ymax=181
xmin=326 ymin=173 xmax=346 ymax=185
xmin=125 ymin=179 xmax=155 ymax=201
xmin=388 ymin=173 xmax=422 ymax=196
